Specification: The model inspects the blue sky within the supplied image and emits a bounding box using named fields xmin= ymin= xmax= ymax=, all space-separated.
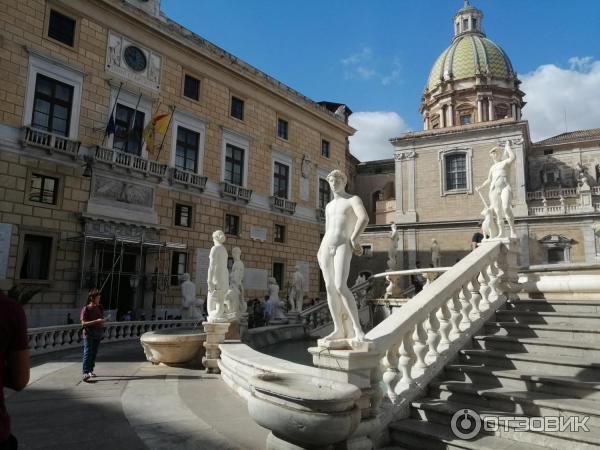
xmin=162 ymin=0 xmax=600 ymax=160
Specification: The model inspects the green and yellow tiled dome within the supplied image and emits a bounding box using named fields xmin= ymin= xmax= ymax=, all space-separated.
xmin=426 ymin=34 xmax=516 ymax=92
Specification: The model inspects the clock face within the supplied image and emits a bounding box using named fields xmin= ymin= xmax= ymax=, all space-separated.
xmin=123 ymin=46 xmax=147 ymax=72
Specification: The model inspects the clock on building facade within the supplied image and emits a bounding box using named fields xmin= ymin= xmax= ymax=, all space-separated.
xmin=123 ymin=45 xmax=147 ymax=72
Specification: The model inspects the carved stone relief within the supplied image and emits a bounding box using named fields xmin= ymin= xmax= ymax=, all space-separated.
xmin=92 ymin=175 xmax=154 ymax=208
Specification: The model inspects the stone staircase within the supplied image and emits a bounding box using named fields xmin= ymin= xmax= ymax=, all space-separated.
xmin=389 ymin=298 xmax=600 ymax=449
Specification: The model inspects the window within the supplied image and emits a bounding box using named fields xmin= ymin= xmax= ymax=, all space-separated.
xmin=175 ymin=204 xmax=192 ymax=227
xmin=225 ymin=214 xmax=240 ymax=236
xmin=361 ymin=245 xmax=373 ymax=257
xmin=319 ymin=178 xmax=331 ymax=209
xmin=273 ymin=262 xmax=285 ymax=291
xmin=539 ymin=234 xmax=572 ymax=264
xmin=32 ymin=74 xmax=73 ymax=137
xmin=170 ymin=252 xmax=188 ymax=286
xmin=459 ymin=114 xmax=472 ymax=125
xmin=277 ymin=118 xmax=288 ymax=140
xmin=183 ymin=74 xmax=200 ymax=101
xmin=225 ymin=143 xmax=245 ymax=186
xmin=230 ymin=96 xmax=244 ymax=120
xmin=463 ymin=19 xmax=469 ymax=31
xmin=273 ymin=161 xmax=290 ymax=199
xmin=274 ymin=224 xmax=286 ymax=243
xmin=29 ymin=173 xmax=58 ymax=205
xmin=472 ymin=18 xmax=477 ymax=29
xmin=321 ymin=139 xmax=330 ymax=158
xmin=543 ymin=149 xmax=554 ymax=155
xmin=113 ymin=103 xmax=144 ymax=155
xmin=175 ymin=126 xmax=199 ymax=172
xmin=445 ymin=153 xmax=467 ymax=191
xmin=48 ymin=9 xmax=76 ymax=47
xmin=548 ymin=248 xmax=565 ymax=264
xmin=19 ymin=234 xmax=53 ymax=280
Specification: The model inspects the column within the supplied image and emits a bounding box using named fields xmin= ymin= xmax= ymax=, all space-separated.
xmin=488 ymin=98 xmax=494 ymax=121
xmin=394 ymin=153 xmax=404 ymax=222
xmin=447 ymin=104 xmax=454 ymax=127
xmin=477 ymin=99 xmax=483 ymax=123
xmin=511 ymin=103 xmax=517 ymax=119
xmin=506 ymin=138 xmax=528 ymax=217
xmin=395 ymin=151 xmax=417 ymax=224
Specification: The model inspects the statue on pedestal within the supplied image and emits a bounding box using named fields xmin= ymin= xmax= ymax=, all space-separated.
xmin=475 ymin=141 xmax=517 ymax=239
xmin=207 ymin=230 xmax=228 ymax=322
xmin=229 ymin=247 xmax=246 ymax=314
xmin=430 ymin=239 xmax=441 ymax=267
xmin=289 ymin=265 xmax=305 ymax=312
xmin=266 ymin=277 xmax=287 ymax=323
xmin=317 ymin=170 xmax=370 ymax=348
xmin=387 ymin=223 xmax=399 ymax=270
xmin=180 ymin=273 xmax=201 ymax=320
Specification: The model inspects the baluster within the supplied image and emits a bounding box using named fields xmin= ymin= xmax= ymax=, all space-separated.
xmin=478 ymin=269 xmax=491 ymax=312
xmin=468 ymin=278 xmax=482 ymax=320
xmin=494 ymin=260 xmax=507 ymax=303
xmin=436 ymin=302 xmax=451 ymax=352
xmin=459 ymin=285 xmax=472 ymax=331
xmin=488 ymin=262 xmax=500 ymax=304
xmin=448 ymin=293 xmax=462 ymax=340
xmin=381 ymin=346 xmax=400 ymax=403
xmin=398 ymin=331 xmax=415 ymax=386
xmin=426 ymin=310 xmax=441 ymax=364
xmin=412 ymin=320 xmax=429 ymax=370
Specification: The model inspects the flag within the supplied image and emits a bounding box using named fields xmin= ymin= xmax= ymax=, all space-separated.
xmin=142 ymin=113 xmax=170 ymax=152
xmin=105 ymin=113 xmax=115 ymax=138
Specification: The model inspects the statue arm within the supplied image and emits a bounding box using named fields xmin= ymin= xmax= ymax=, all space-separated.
xmin=504 ymin=141 xmax=516 ymax=165
xmin=350 ymin=196 xmax=369 ymax=248
xmin=476 ymin=170 xmax=492 ymax=191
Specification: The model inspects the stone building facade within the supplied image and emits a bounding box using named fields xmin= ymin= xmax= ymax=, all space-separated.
xmin=352 ymin=1 xmax=600 ymax=282
xmin=0 ymin=0 xmax=354 ymax=325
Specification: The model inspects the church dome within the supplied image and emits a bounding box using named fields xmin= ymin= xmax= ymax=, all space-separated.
xmin=426 ymin=34 xmax=516 ymax=92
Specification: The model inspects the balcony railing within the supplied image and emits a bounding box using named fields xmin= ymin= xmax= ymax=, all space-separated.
xmin=220 ymin=181 xmax=253 ymax=202
xmin=94 ymin=146 xmax=168 ymax=178
xmin=269 ymin=196 xmax=296 ymax=214
xmin=526 ymin=187 xmax=579 ymax=200
xmin=171 ymin=168 xmax=208 ymax=191
xmin=316 ymin=208 xmax=326 ymax=222
xmin=528 ymin=203 xmax=600 ymax=216
xmin=22 ymin=126 xmax=80 ymax=158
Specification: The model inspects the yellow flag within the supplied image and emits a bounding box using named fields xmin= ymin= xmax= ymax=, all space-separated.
xmin=153 ymin=113 xmax=170 ymax=134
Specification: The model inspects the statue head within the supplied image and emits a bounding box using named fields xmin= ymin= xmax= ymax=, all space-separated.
xmin=232 ymin=247 xmax=241 ymax=259
xmin=180 ymin=273 xmax=190 ymax=283
xmin=212 ymin=229 xmax=226 ymax=244
xmin=391 ymin=223 xmax=397 ymax=231
xmin=326 ymin=169 xmax=347 ymax=194
xmin=489 ymin=146 xmax=503 ymax=162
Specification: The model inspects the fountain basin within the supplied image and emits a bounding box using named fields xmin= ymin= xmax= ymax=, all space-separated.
xmin=248 ymin=372 xmax=361 ymax=449
xmin=140 ymin=327 xmax=206 ymax=365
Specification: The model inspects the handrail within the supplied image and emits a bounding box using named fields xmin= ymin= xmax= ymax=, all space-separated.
xmin=364 ymin=238 xmax=518 ymax=406
xmin=27 ymin=319 xmax=202 ymax=356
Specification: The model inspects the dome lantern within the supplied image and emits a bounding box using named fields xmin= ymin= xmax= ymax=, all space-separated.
xmin=453 ymin=0 xmax=484 ymax=37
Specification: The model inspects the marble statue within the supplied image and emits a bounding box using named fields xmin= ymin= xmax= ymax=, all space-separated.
xmin=229 ymin=247 xmax=246 ymax=314
xmin=476 ymin=141 xmax=517 ymax=238
xmin=387 ymin=223 xmax=399 ymax=270
xmin=180 ymin=273 xmax=201 ymax=320
xmin=289 ymin=265 xmax=305 ymax=312
xmin=317 ymin=169 xmax=369 ymax=347
xmin=207 ymin=230 xmax=228 ymax=322
xmin=266 ymin=277 xmax=287 ymax=322
xmin=224 ymin=287 xmax=240 ymax=317
xmin=430 ymin=239 xmax=441 ymax=267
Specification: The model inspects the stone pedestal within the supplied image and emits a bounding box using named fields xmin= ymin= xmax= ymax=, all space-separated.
xmin=225 ymin=319 xmax=241 ymax=340
xmin=202 ymin=321 xmax=231 ymax=374
xmin=309 ymin=346 xmax=383 ymax=450
xmin=286 ymin=311 xmax=301 ymax=324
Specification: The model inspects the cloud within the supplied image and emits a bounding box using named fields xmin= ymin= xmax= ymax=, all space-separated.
xmin=348 ymin=111 xmax=408 ymax=161
xmin=521 ymin=57 xmax=600 ymax=141
xmin=340 ymin=47 xmax=402 ymax=86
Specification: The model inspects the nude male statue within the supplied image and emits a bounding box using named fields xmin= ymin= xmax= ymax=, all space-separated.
xmin=289 ymin=264 xmax=305 ymax=312
xmin=476 ymin=141 xmax=517 ymax=238
xmin=229 ymin=247 xmax=246 ymax=314
xmin=207 ymin=230 xmax=229 ymax=322
xmin=317 ymin=169 xmax=369 ymax=346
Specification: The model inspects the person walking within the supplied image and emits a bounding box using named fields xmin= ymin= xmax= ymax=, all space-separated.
xmin=80 ymin=288 xmax=105 ymax=382
xmin=0 ymin=281 xmax=30 ymax=450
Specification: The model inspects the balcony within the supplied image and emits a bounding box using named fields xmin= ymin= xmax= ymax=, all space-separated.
xmin=171 ymin=168 xmax=207 ymax=191
xmin=526 ymin=187 xmax=579 ymax=200
xmin=316 ymin=208 xmax=326 ymax=222
xmin=269 ymin=196 xmax=296 ymax=214
xmin=220 ymin=181 xmax=253 ymax=202
xmin=22 ymin=126 xmax=80 ymax=159
xmin=94 ymin=146 xmax=168 ymax=178
xmin=528 ymin=203 xmax=600 ymax=216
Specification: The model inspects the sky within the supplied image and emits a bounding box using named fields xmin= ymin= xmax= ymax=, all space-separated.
xmin=161 ymin=0 xmax=600 ymax=161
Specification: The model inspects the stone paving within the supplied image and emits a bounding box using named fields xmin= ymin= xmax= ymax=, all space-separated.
xmin=5 ymin=341 xmax=269 ymax=450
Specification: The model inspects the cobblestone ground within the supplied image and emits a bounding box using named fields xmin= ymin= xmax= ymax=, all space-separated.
xmin=5 ymin=341 xmax=268 ymax=450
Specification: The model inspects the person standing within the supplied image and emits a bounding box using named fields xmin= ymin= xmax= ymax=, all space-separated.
xmin=80 ymin=288 xmax=105 ymax=382
xmin=0 ymin=282 xmax=30 ymax=450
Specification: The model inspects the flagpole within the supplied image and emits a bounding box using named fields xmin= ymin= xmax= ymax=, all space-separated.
xmin=125 ymin=92 xmax=143 ymax=153
xmin=155 ymin=105 xmax=176 ymax=162
xmin=101 ymin=81 xmax=123 ymax=147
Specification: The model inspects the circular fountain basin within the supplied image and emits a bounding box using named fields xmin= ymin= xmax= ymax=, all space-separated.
xmin=248 ymin=372 xmax=361 ymax=449
xmin=140 ymin=327 xmax=206 ymax=365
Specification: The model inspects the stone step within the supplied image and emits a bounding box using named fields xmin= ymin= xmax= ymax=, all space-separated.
xmin=504 ymin=300 xmax=600 ymax=314
xmin=472 ymin=335 xmax=600 ymax=358
xmin=443 ymin=364 xmax=600 ymax=400
xmin=410 ymin=398 xmax=600 ymax=450
xmin=458 ymin=349 xmax=600 ymax=377
xmin=485 ymin=322 xmax=600 ymax=343
xmin=389 ymin=418 xmax=548 ymax=450
xmin=428 ymin=380 xmax=600 ymax=427
xmin=495 ymin=310 xmax=600 ymax=327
